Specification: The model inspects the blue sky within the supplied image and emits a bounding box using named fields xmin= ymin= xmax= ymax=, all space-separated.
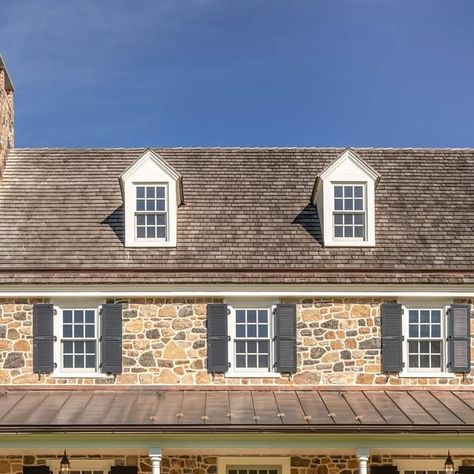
xmin=1 ymin=0 xmax=474 ymax=148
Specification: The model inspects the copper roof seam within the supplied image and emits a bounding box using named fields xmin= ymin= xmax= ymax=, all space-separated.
xmin=120 ymin=391 xmax=141 ymax=425
xmin=383 ymin=391 xmax=416 ymax=425
xmin=451 ymin=391 xmax=474 ymax=415
xmin=203 ymin=390 xmax=208 ymax=425
xmin=47 ymin=391 xmax=73 ymax=425
xmin=294 ymin=391 xmax=310 ymax=425
xmin=272 ymin=391 xmax=284 ymax=425
xmin=316 ymin=390 xmax=336 ymax=425
xmin=430 ymin=391 xmax=466 ymax=424
xmin=407 ymin=390 xmax=440 ymax=424
xmin=361 ymin=390 xmax=388 ymax=424
xmin=338 ymin=392 xmax=362 ymax=424
xmin=250 ymin=390 xmax=258 ymax=424
xmin=177 ymin=390 xmax=186 ymax=425
xmin=0 ymin=393 xmax=26 ymax=423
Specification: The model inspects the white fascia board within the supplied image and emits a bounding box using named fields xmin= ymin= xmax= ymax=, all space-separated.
xmin=0 ymin=283 xmax=474 ymax=298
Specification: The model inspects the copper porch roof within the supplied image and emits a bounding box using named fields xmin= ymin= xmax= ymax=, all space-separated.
xmin=2 ymin=386 xmax=474 ymax=433
xmin=1 ymin=147 xmax=474 ymax=284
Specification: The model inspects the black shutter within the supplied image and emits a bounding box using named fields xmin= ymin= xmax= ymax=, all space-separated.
xmin=33 ymin=304 xmax=55 ymax=374
xmin=448 ymin=304 xmax=471 ymax=373
xmin=381 ymin=303 xmax=403 ymax=373
xmin=23 ymin=467 xmax=51 ymax=474
xmin=370 ymin=466 xmax=399 ymax=474
xmin=275 ymin=303 xmax=297 ymax=374
xmin=207 ymin=303 xmax=229 ymax=373
xmin=100 ymin=304 xmax=123 ymax=375
xmin=111 ymin=468 xmax=137 ymax=474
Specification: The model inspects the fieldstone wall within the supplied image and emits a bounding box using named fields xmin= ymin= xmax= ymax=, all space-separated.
xmin=0 ymin=298 xmax=473 ymax=385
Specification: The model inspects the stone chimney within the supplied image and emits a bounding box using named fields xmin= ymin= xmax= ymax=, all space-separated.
xmin=0 ymin=55 xmax=14 ymax=178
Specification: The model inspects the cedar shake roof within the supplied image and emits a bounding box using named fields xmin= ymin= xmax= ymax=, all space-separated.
xmin=0 ymin=147 xmax=474 ymax=284
xmin=2 ymin=386 xmax=474 ymax=433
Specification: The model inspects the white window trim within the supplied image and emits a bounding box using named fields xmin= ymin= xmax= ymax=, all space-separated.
xmin=134 ymin=182 xmax=169 ymax=243
xmin=225 ymin=299 xmax=279 ymax=378
xmin=52 ymin=300 xmax=108 ymax=378
xmin=313 ymin=149 xmax=378 ymax=247
xmin=121 ymin=149 xmax=182 ymax=248
xmin=217 ymin=457 xmax=291 ymax=474
xmin=51 ymin=460 xmax=113 ymax=474
xmin=332 ymin=182 xmax=367 ymax=243
xmin=399 ymin=300 xmax=454 ymax=378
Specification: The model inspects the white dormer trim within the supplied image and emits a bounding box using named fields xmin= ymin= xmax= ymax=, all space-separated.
xmin=120 ymin=149 xmax=184 ymax=248
xmin=312 ymin=148 xmax=380 ymax=247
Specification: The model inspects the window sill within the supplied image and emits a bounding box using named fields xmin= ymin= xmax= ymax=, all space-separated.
xmin=225 ymin=372 xmax=280 ymax=378
xmin=52 ymin=372 xmax=110 ymax=378
xmin=399 ymin=371 xmax=455 ymax=378
xmin=323 ymin=240 xmax=375 ymax=247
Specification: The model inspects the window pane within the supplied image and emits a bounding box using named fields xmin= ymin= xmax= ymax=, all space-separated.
xmin=335 ymin=226 xmax=343 ymax=237
xmin=85 ymin=310 xmax=95 ymax=324
xmin=156 ymin=186 xmax=165 ymax=199
xmin=344 ymin=214 xmax=353 ymax=224
xmin=408 ymin=340 xmax=418 ymax=353
xmin=344 ymin=227 xmax=353 ymax=238
xmin=146 ymin=200 xmax=155 ymax=211
xmin=63 ymin=355 xmax=73 ymax=368
xmin=74 ymin=311 xmax=84 ymax=323
xmin=85 ymin=325 xmax=94 ymax=337
xmin=63 ymin=325 xmax=73 ymax=338
xmin=74 ymin=325 xmax=84 ymax=337
xmin=147 ymin=227 xmax=156 ymax=238
xmin=236 ymin=355 xmax=246 ymax=368
xmin=409 ymin=354 xmax=418 ymax=368
xmin=334 ymin=199 xmax=343 ymax=210
xmin=63 ymin=310 xmax=72 ymax=323
xmin=236 ymin=341 xmax=245 ymax=353
xmin=63 ymin=341 xmax=73 ymax=353
xmin=409 ymin=310 xmax=418 ymax=323
xmin=236 ymin=325 xmax=245 ymax=337
xmin=146 ymin=187 xmax=155 ymax=198
xmin=247 ymin=355 xmax=257 ymax=368
xmin=420 ymin=355 xmax=430 ymax=367
xmin=259 ymin=354 xmax=269 ymax=368
xmin=156 ymin=214 xmax=166 ymax=226
xmin=432 ymin=310 xmax=441 ymax=323
xmin=420 ymin=310 xmax=430 ymax=323
xmin=136 ymin=199 xmax=145 ymax=211
xmin=258 ymin=325 xmax=268 ymax=337
xmin=156 ymin=200 xmax=166 ymax=211
xmin=137 ymin=227 xmax=146 ymax=238
xmin=354 ymin=214 xmax=364 ymax=225
xmin=136 ymin=186 xmax=145 ymax=198
xmin=409 ymin=325 xmax=418 ymax=337
xmin=431 ymin=355 xmax=441 ymax=368
xmin=156 ymin=227 xmax=166 ymax=239
xmin=344 ymin=199 xmax=353 ymax=210
xmin=420 ymin=325 xmax=430 ymax=337
xmin=236 ymin=310 xmax=245 ymax=323
xmin=75 ymin=355 xmax=84 ymax=368
xmin=247 ymin=310 xmax=257 ymax=323
xmin=75 ymin=341 xmax=84 ymax=353
xmin=259 ymin=340 xmax=269 ymax=353
xmin=258 ymin=310 xmax=268 ymax=323
xmin=354 ymin=226 xmax=364 ymax=238
xmin=431 ymin=341 xmax=441 ymax=353
xmin=137 ymin=214 xmax=145 ymax=225
xmin=247 ymin=341 xmax=257 ymax=353
xmin=86 ymin=341 xmax=95 ymax=353
xmin=420 ymin=341 xmax=430 ymax=353
xmin=354 ymin=198 xmax=364 ymax=210
xmin=344 ymin=186 xmax=353 ymax=197
xmin=247 ymin=325 xmax=257 ymax=337
xmin=432 ymin=325 xmax=441 ymax=337
xmin=86 ymin=355 xmax=96 ymax=368
xmin=334 ymin=214 xmax=343 ymax=225
xmin=334 ymin=186 xmax=343 ymax=197
xmin=354 ymin=186 xmax=363 ymax=197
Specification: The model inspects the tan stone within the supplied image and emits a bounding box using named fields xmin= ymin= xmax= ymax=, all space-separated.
xmin=154 ymin=368 xmax=179 ymax=384
xmin=117 ymin=373 xmax=138 ymax=384
xmin=196 ymin=370 xmax=212 ymax=384
xmin=172 ymin=318 xmax=193 ymax=330
xmin=12 ymin=373 xmax=38 ymax=384
xmin=351 ymin=304 xmax=370 ymax=317
xmin=301 ymin=309 xmax=319 ymax=322
xmin=0 ymin=461 xmax=11 ymax=473
xmin=13 ymin=339 xmax=30 ymax=352
xmin=141 ymin=305 xmax=158 ymax=318
xmin=159 ymin=305 xmax=177 ymax=317
xmin=163 ymin=341 xmax=187 ymax=359
xmin=125 ymin=319 xmax=143 ymax=333
xmin=321 ymin=351 xmax=339 ymax=362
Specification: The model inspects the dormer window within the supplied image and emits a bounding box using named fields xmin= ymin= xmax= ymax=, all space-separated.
xmin=120 ymin=150 xmax=184 ymax=248
xmin=136 ymin=184 xmax=168 ymax=240
xmin=311 ymin=149 xmax=379 ymax=247
xmin=333 ymin=184 xmax=366 ymax=240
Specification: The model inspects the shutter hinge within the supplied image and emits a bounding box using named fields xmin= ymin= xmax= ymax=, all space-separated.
xmin=53 ymin=362 xmax=57 ymax=369
xmin=53 ymin=336 xmax=57 ymax=342
xmin=228 ymin=336 xmax=231 ymax=341
xmin=227 ymin=308 xmax=231 ymax=316
xmin=228 ymin=362 xmax=231 ymax=368
xmin=402 ymin=362 xmax=405 ymax=368
xmin=53 ymin=308 xmax=58 ymax=316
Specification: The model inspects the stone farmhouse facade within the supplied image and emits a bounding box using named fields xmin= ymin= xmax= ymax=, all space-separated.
xmin=1 ymin=56 xmax=474 ymax=474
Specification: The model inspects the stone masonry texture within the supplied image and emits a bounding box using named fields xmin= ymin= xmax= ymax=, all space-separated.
xmin=1 ymin=298 xmax=473 ymax=385
xmin=0 ymin=68 xmax=14 ymax=177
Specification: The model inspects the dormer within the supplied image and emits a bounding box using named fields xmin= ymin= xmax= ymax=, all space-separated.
xmin=311 ymin=148 xmax=380 ymax=247
xmin=120 ymin=149 xmax=184 ymax=247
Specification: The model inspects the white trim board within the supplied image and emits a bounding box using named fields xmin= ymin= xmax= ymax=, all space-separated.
xmin=0 ymin=283 xmax=474 ymax=297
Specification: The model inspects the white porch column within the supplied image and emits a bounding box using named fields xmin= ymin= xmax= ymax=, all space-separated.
xmin=149 ymin=448 xmax=163 ymax=474
xmin=357 ymin=448 xmax=370 ymax=474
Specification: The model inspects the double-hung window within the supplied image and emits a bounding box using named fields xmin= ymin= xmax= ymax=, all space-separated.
xmin=135 ymin=184 xmax=168 ymax=240
xmin=54 ymin=304 xmax=101 ymax=376
xmin=406 ymin=308 xmax=444 ymax=372
xmin=333 ymin=184 xmax=366 ymax=240
xmin=228 ymin=305 xmax=275 ymax=376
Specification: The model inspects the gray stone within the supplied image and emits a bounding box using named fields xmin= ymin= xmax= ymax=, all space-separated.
xmin=310 ymin=346 xmax=326 ymax=359
xmin=340 ymin=350 xmax=351 ymax=360
xmin=300 ymin=329 xmax=312 ymax=336
xmin=175 ymin=331 xmax=186 ymax=340
xmin=333 ymin=362 xmax=344 ymax=372
xmin=13 ymin=311 xmax=27 ymax=321
xmin=191 ymin=328 xmax=206 ymax=333
xmin=138 ymin=351 xmax=156 ymax=367
xmin=321 ymin=319 xmax=338 ymax=329
xmin=122 ymin=310 xmax=138 ymax=319
xmin=145 ymin=329 xmax=160 ymax=339
xmin=178 ymin=305 xmax=193 ymax=317
xmin=193 ymin=340 xmax=205 ymax=349
xmin=359 ymin=338 xmax=380 ymax=349
xmin=0 ymin=326 xmax=5 ymax=338
xmin=4 ymin=352 xmax=25 ymax=368
xmin=346 ymin=330 xmax=358 ymax=337
xmin=123 ymin=357 xmax=137 ymax=366
xmin=291 ymin=457 xmax=310 ymax=467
